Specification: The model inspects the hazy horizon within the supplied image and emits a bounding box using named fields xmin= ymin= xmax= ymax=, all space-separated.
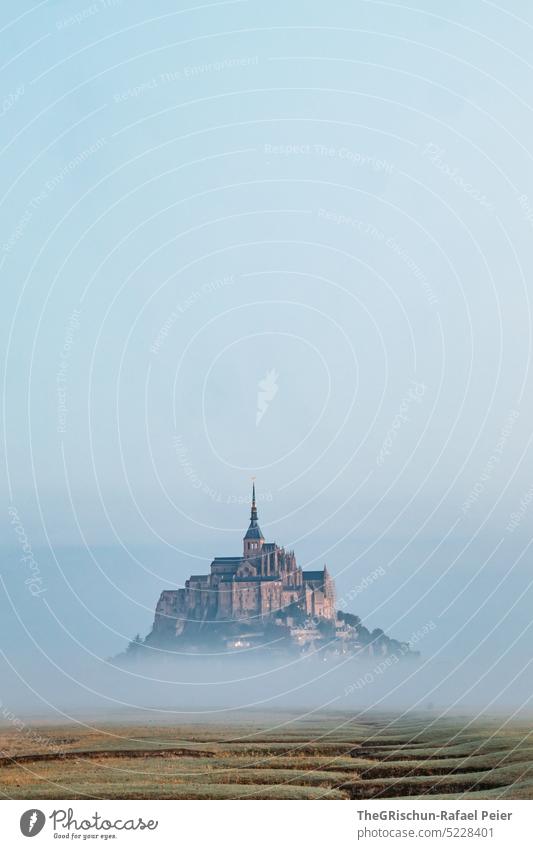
xmin=1 ymin=0 xmax=533 ymax=715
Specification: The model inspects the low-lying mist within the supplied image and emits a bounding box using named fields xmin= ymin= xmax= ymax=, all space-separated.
xmin=1 ymin=646 xmax=532 ymax=724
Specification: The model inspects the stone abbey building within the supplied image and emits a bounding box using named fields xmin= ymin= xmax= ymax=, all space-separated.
xmin=150 ymin=485 xmax=336 ymax=640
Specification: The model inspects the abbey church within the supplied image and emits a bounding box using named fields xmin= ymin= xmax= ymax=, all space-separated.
xmin=150 ymin=485 xmax=336 ymax=641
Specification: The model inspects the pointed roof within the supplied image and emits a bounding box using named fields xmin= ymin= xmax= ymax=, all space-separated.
xmin=244 ymin=481 xmax=264 ymax=540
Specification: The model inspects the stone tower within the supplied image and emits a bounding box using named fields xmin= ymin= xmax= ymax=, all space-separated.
xmin=243 ymin=482 xmax=265 ymax=557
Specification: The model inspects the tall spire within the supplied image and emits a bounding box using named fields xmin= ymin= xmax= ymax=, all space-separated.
xmin=243 ymin=478 xmax=264 ymax=555
xmin=250 ymin=481 xmax=258 ymax=524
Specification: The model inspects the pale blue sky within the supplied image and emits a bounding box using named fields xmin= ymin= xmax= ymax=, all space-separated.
xmin=1 ymin=0 xmax=533 ymax=709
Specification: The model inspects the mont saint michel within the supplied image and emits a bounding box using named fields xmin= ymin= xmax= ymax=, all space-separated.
xmin=128 ymin=486 xmax=414 ymax=660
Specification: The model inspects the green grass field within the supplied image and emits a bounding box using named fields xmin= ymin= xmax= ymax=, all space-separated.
xmin=1 ymin=711 xmax=532 ymax=799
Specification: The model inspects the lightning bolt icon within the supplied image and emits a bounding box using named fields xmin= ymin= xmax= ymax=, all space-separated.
xmin=28 ymin=811 xmax=38 ymax=833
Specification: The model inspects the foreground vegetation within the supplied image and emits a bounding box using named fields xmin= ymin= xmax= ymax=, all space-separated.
xmin=1 ymin=711 xmax=532 ymax=799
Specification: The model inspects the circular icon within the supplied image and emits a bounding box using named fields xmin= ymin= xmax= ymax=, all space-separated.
xmin=20 ymin=809 xmax=45 ymax=837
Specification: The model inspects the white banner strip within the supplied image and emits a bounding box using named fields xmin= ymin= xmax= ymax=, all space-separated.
xmin=2 ymin=799 xmax=532 ymax=848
